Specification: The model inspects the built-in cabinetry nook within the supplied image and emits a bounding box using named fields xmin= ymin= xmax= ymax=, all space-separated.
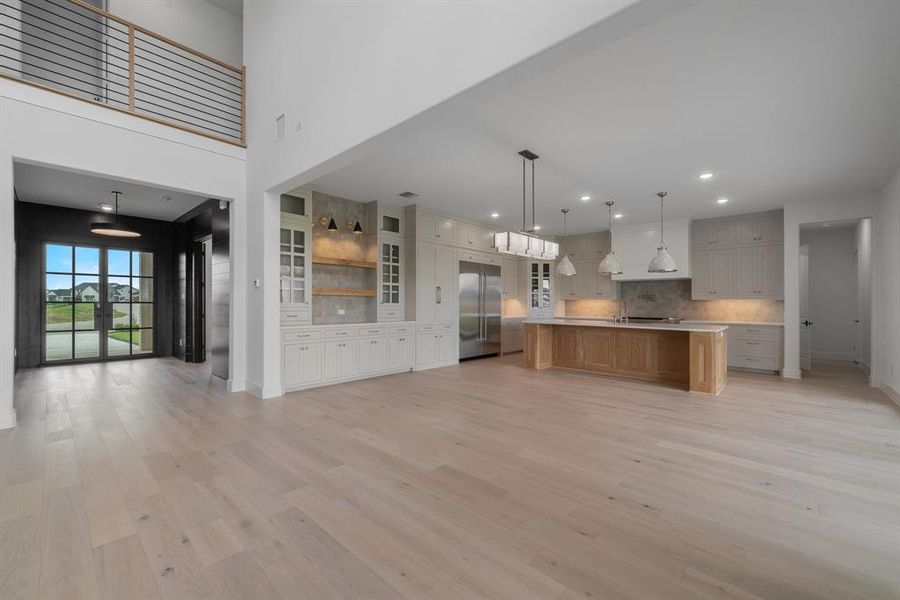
xmin=690 ymin=210 xmax=784 ymax=300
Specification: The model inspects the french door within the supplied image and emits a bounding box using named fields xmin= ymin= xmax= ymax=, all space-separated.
xmin=43 ymin=243 xmax=155 ymax=363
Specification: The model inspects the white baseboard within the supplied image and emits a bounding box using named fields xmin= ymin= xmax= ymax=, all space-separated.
xmin=244 ymin=380 xmax=282 ymax=399
xmin=811 ymin=352 xmax=854 ymax=361
xmin=857 ymin=360 xmax=871 ymax=375
xmin=0 ymin=407 xmax=16 ymax=430
xmin=226 ymin=378 xmax=245 ymax=393
xmin=415 ymin=359 xmax=459 ymax=372
xmin=781 ymin=368 xmax=802 ymax=379
xmin=880 ymin=382 xmax=900 ymax=408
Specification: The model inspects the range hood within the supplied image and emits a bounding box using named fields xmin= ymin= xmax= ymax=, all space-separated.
xmin=610 ymin=218 xmax=691 ymax=281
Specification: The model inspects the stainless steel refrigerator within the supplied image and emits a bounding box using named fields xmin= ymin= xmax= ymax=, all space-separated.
xmin=458 ymin=261 xmax=501 ymax=360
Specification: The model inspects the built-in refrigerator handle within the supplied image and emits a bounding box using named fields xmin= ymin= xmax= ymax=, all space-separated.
xmin=479 ymin=271 xmax=486 ymax=341
xmin=436 ymin=286 xmax=442 ymax=304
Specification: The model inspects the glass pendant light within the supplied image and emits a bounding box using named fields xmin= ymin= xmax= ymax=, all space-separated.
xmin=598 ymin=200 xmax=623 ymax=274
xmin=556 ymin=208 xmax=576 ymax=276
xmin=91 ymin=191 xmax=141 ymax=238
xmin=647 ymin=191 xmax=678 ymax=273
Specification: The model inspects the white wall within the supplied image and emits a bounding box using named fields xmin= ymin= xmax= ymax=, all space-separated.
xmin=854 ymin=218 xmax=872 ymax=370
xmin=872 ymin=167 xmax=900 ymax=402
xmin=0 ymin=78 xmax=248 ymax=428
xmin=241 ymin=0 xmax=683 ymax=397
xmin=783 ymin=194 xmax=877 ymax=379
xmin=108 ymin=0 xmax=242 ymax=66
xmin=800 ymin=227 xmax=857 ymax=361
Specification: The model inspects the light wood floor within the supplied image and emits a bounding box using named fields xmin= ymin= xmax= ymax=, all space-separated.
xmin=2 ymin=356 xmax=899 ymax=600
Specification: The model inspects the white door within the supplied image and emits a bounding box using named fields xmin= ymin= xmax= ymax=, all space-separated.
xmin=417 ymin=332 xmax=436 ymax=365
xmin=389 ymin=335 xmax=413 ymax=368
xmin=435 ymin=246 xmax=457 ymax=322
xmin=799 ymin=245 xmax=812 ymax=371
xmin=361 ymin=337 xmax=388 ymax=374
xmin=340 ymin=340 xmax=359 ymax=378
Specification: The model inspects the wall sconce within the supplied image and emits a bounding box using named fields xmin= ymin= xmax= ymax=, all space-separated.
xmin=349 ymin=220 xmax=363 ymax=234
xmin=319 ymin=215 xmax=339 ymax=231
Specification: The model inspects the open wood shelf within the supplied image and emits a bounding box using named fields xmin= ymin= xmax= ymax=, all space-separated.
xmin=312 ymin=287 xmax=377 ymax=297
xmin=312 ymin=256 xmax=377 ymax=269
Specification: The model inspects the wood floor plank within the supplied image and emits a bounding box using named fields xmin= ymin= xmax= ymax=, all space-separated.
xmin=38 ymin=486 xmax=99 ymax=600
xmin=0 ymin=514 xmax=41 ymax=600
xmin=93 ymin=534 xmax=162 ymax=600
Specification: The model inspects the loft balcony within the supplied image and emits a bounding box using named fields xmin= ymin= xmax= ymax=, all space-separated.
xmin=0 ymin=0 xmax=245 ymax=146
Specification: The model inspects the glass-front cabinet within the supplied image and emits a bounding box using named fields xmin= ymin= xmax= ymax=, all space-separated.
xmin=377 ymin=240 xmax=403 ymax=321
xmin=528 ymin=260 xmax=553 ymax=316
xmin=280 ymin=213 xmax=312 ymax=324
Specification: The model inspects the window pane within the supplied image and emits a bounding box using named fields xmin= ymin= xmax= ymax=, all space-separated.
xmin=74 ymin=276 xmax=100 ymax=302
xmin=45 ymin=304 xmax=73 ymax=331
xmin=131 ymin=304 xmax=153 ymax=328
xmin=74 ymin=331 xmax=100 ymax=359
xmin=46 ymin=274 xmax=72 ymax=301
xmin=133 ymin=329 xmax=153 ymax=355
xmin=108 ymin=250 xmax=130 ymax=275
xmin=46 ymin=244 xmax=72 ymax=273
xmin=75 ymin=247 xmax=99 ymax=274
xmin=73 ymin=303 xmax=96 ymax=330
xmin=132 ymin=278 xmax=153 ymax=302
xmin=45 ymin=332 xmax=73 ymax=361
xmin=280 ymin=229 xmax=291 ymax=245
xmin=132 ymin=252 xmax=153 ymax=277
xmin=108 ymin=277 xmax=131 ymax=302
xmin=112 ymin=303 xmax=131 ymax=329
xmin=107 ymin=330 xmax=131 ymax=356
xmin=280 ymin=193 xmax=305 ymax=215
xmin=280 ymin=255 xmax=291 ymax=276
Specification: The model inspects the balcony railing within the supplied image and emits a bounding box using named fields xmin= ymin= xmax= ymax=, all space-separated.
xmin=0 ymin=0 xmax=245 ymax=146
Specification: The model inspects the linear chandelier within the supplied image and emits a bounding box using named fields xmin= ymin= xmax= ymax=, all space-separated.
xmin=493 ymin=149 xmax=558 ymax=260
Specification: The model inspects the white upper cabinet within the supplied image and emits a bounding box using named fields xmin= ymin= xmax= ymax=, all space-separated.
xmin=279 ymin=215 xmax=312 ymax=312
xmin=611 ymin=219 xmax=691 ymax=281
xmin=414 ymin=241 xmax=458 ymax=323
xmin=280 ymin=189 xmax=312 ymax=224
xmin=690 ymin=211 xmax=783 ymax=300
xmin=415 ymin=211 xmax=458 ymax=244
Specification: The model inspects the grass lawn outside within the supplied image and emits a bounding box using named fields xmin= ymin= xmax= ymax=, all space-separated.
xmin=108 ymin=329 xmax=141 ymax=345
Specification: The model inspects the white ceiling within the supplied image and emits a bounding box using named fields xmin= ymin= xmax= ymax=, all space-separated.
xmin=14 ymin=162 xmax=211 ymax=221
xmin=308 ymin=0 xmax=900 ymax=236
xmin=205 ymin=0 xmax=242 ymax=19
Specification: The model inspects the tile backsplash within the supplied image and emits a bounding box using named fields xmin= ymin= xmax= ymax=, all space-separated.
xmin=312 ymin=192 xmax=374 ymax=325
xmin=565 ymin=279 xmax=783 ymax=322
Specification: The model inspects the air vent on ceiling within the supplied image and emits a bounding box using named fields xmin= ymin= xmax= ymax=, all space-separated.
xmin=398 ymin=191 xmax=419 ymax=199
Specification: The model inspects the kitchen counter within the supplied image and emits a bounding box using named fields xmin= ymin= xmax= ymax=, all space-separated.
xmin=525 ymin=318 xmax=728 ymax=333
xmin=523 ymin=320 xmax=727 ymax=395
xmin=681 ymin=320 xmax=784 ymax=327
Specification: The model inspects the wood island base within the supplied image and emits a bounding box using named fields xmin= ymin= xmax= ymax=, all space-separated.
xmin=523 ymin=322 xmax=728 ymax=395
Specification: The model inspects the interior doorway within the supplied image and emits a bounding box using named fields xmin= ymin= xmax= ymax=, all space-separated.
xmin=42 ymin=243 xmax=155 ymax=363
xmin=798 ymin=218 xmax=872 ymax=374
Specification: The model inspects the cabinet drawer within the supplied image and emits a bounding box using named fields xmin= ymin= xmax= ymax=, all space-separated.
xmin=282 ymin=330 xmax=322 ymax=343
xmin=729 ymin=337 xmax=779 ymax=355
xmin=729 ymin=354 xmax=780 ymax=371
xmin=324 ymin=327 xmax=359 ymax=339
xmin=727 ymin=325 xmax=782 ymax=338
xmin=418 ymin=324 xmax=438 ymax=333
xmin=439 ymin=322 xmax=456 ymax=332
xmin=458 ymin=249 xmax=501 ymax=265
xmin=389 ymin=324 xmax=414 ymax=335
xmin=280 ymin=308 xmax=310 ymax=325
xmin=359 ymin=326 xmax=389 ymax=337
xmin=379 ymin=306 xmax=403 ymax=320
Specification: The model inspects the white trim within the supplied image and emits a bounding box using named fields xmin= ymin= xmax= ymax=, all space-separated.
xmin=0 ymin=407 xmax=15 ymax=430
xmin=781 ymin=368 xmax=802 ymax=379
xmin=880 ymin=382 xmax=900 ymax=408
xmin=811 ymin=351 xmax=855 ymax=361
xmin=857 ymin=360 xmax=871 ymax=375
xmin=226 ymin=378 xmax=245 ymax=392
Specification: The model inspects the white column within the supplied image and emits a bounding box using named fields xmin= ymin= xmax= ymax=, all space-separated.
xmin=782 ymin=207 xmax=801 ymax=379
xmin=0 ymin=100 xmax=17 ymax=428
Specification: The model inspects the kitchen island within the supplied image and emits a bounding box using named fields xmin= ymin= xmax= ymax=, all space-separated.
xmin=523 ymin=319 xmax=728 ymax=394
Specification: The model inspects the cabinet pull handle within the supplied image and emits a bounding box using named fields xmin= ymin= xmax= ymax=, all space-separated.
xmin=436 ymin=286 xmax=442 ymax=304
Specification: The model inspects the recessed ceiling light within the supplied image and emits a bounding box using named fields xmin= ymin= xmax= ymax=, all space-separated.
xmin=717 ymin=197 xmax=729 ymax=204
xmin=533 ymin=225 xmax=542 ymax=231
xmin=699 ymin=173 xmax=714 ymax=180
xmin=99 ymin=203 xmax=114 ymax=212
xmin=823 ymin=223 xmax=831 ymax=228
xmin=490 ymin=212 xmax=499 ymax=218
xmin=580 ymin=195 xmax=591 ymax=202
xmin=613 ymin=213 xmax=623 ymax=219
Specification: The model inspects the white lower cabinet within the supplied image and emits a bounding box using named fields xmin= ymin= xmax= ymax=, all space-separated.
xmin=416 ymin=322 xmax=458 ymax=370
xmin=282 ymin=323 xmax=416 ymax=392
xmin=282 ymin=342 xmax=323 ymax=388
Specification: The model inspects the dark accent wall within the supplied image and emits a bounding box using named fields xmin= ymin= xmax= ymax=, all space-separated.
xmin=14 ymin=201 xmax=177 ymax=368
xmin=175 ymin=200 xmax=230 ymax=380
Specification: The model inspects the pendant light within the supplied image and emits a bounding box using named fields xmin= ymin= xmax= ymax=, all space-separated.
xmin=556 ymin=208 xmax=576 ymax=276
xmin=493 ymin=149 xmax=558 ymax=260
xmin=647 ymin=191 xmax=677 ymax=273
xmin=597 ymin=200 xmax=623 ymax=274
xmin=91 ymin=191 xmax=141 ymax=238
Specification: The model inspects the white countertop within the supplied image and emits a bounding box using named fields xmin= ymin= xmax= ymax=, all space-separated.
xmin=524 ymin=318 xmax=728 ymax=333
